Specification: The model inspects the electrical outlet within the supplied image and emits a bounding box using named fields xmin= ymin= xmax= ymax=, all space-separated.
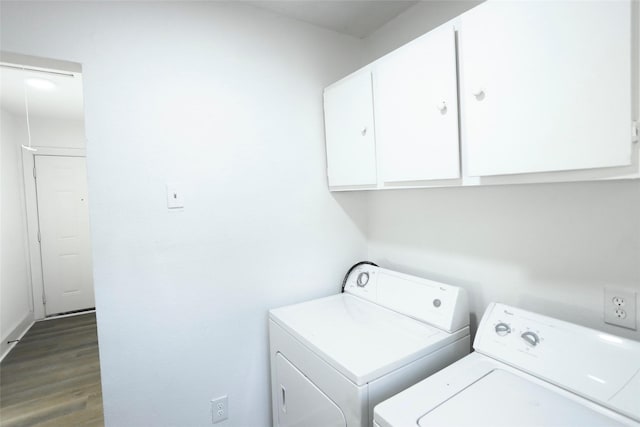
xmin=604 ymin=288 xmax=637 ymax=330
xmin=211 ymin=395 xmax=228 ymax=424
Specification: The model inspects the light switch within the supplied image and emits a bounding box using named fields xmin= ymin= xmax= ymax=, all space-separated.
xmin=166 ymin=184 xmax=183 ymax=209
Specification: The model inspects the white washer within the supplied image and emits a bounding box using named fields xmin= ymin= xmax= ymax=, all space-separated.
xmin=269 ymin=265 xmax=470 ymax=427
xmin=374 ymin=302 xmax=640 ymax=427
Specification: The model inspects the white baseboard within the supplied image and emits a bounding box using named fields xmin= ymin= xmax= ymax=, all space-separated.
xmin=43 ymin=309 xmax=96 ymax=321
xmin=0 ymin=313 xmax=35 ymax=363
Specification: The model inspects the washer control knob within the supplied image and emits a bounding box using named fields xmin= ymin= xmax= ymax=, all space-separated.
xmin=521 ymin=331 xmax=540 ymax=347
xmin=356 ymin=272 xmax=369 ymax=287
xmin=495 ymin=322 xmax=511 ymax=336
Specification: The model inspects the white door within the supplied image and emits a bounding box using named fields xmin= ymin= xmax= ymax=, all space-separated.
xmin=35 ymin=155 xmax=94 ymax=316
xmin=324 ymin=70 xmax=377 ymax=187
xmin=275 ymin=353 xmax=346 ymax=427
xmin=460 ymin=0 xmax=632 ymax=177
xmin=374 ymin=23 xmax=460 ymax=183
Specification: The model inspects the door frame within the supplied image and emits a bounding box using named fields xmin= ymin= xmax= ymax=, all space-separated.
xmin=22 ymin=147 xmax=87 ymax=320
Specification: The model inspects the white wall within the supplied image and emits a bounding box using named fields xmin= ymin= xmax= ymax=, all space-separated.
xmin=367 ymin=182 xmax=640 ymax=341
xmin=29 ymin=116 xmax=86 ymax=149
xmin=0 ymin=2 xmax=367 ymax=426
xmin=363 ymin=1 xmax=640 ymax=341
xmin=0 ymin=108 xmax=34 ymax=360
xmin=362 ymin=0 xmax=481 ymax=63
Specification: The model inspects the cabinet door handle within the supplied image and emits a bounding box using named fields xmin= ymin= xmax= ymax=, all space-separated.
xmin=280 ymin=385 xmax=286 ymax=413
xmin=361 ymin=127 xmax=367 ymax=136
xmin=437 ymin=101 xmax=447 ymax=114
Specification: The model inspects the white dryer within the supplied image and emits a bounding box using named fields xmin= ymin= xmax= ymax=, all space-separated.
xmin=269 ymin=265 xmax=470 ymax=427
xmin=374 ymin=302 xmax=640 ymax=427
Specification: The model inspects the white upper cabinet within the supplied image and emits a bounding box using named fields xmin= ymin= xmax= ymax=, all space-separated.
xmin=324 ymin=70 xmax=377 ymax=187
xmin=460 ymin=0 xmax=633 ymax=177
xmin=374 ymin=23 xmax=461 ymax=183
xmin=323 ymin=0 xmax=638 ymax=191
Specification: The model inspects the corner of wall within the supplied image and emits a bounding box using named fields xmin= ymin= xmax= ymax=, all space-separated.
xmin=361 ymin=0 xmax=482 ymax=63
xmin=0 ymin=312 xmax=34 ymax=363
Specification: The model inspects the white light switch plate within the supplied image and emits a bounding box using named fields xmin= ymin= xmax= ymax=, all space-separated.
xmin=166 ymin=184 xmax=183 ymax=209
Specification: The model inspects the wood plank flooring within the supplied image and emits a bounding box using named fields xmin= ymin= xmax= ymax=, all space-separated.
xmin=0 ymin=313 xmax=104 ymax=427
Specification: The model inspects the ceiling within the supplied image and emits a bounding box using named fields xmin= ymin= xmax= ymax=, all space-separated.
xmin=0 ymin=65 xmax=85 ymax=120
xmin=0 ymin=1 xmax=417 ymax=120
xmin=246 ymin=1 xmax=418 ymax=38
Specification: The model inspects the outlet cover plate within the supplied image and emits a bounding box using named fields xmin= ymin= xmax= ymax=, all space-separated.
xmin=604 ymin=288 xmax=637 ymax=330
xmin=211 ymin=395 xmax=228 ymax=424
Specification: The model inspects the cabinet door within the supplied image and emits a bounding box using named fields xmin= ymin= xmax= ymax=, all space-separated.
xmin=375 ymin=24 xmax=460 ymax=183
xmin=324 ymin=70 xmax=377 ymax=187
xmin=460 ymin=0 xmax=632 ymax=177
xmin=275 ymin=353 xmax=346 ymax=427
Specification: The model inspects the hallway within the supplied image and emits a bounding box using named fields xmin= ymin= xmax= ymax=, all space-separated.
xmin=0 ymin=313 xmax=103 ymax=427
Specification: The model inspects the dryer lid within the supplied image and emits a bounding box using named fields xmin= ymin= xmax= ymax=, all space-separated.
xmin=270 ymin=293 xmax=462 ymax=386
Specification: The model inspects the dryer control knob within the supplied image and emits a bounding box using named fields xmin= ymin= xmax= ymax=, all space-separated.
xmin=495 ymin=322 xmax=511 ymax=336
xmin=356 ymin=272 xmax=369 ymax=287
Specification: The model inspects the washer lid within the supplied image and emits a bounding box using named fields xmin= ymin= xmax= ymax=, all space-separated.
xmin=417 ymin=369 xmax=628 ymax=427
xmin=270 ymin=293 xmax=459 ymax=386
xmin=474 ymin=303 xmax=640 ymax=422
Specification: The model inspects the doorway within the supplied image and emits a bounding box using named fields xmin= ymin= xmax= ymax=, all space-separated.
xmin=1 ymin=50 xmax=103 ymax=425
xmin=1 ymin=51 xmax=95 ymax=323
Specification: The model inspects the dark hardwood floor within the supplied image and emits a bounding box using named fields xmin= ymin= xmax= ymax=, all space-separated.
xmin=0 ymin=313 xmax=104 ymax=427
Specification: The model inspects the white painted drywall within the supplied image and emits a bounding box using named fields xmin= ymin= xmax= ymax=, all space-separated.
xmin=0 ymin=108 xmax=34 ymax=360
xmin=367 ymin=182 xmax=640 ymax=341
xmin=362 ymin=0 xmax=482 ymax=63
xmin=363 ymin=1 xmax=640 ymax=341
xmin=0 ymin=2 xmax=367 ymax=426
xmin=29 ymin=116 xmax=86 ymax=149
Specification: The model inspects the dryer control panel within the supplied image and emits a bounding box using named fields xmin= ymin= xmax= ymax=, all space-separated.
xmin=344 ymin=265 xmax=469 ymax=333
